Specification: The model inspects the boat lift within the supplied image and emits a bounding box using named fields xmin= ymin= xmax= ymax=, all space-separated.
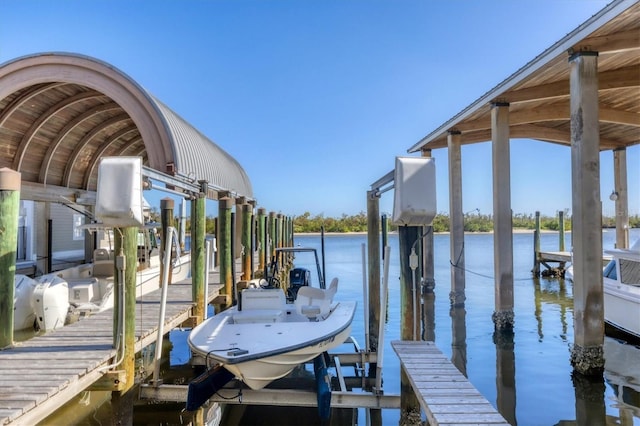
xmin=138 ymin=244 xmax=398 ymax=423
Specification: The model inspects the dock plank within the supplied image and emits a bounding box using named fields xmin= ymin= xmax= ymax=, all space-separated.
xmin=392 ymin=341 xmax=510 ymax=426
xmin=0 ymin=281 xmax=222 ymax=425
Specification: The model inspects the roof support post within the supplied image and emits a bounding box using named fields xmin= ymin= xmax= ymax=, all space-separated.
xmin=569 ymin=51 xmax=604 ymax=375
xmin=613 ymin=147 xmax=629 ymax=249
xmin=447 ymin=131 xmax=466 ymax=307
xmin=490 ymin=102 xmax=514 ymax=332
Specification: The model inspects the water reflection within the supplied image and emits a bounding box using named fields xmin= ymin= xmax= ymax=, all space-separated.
xmin=450 ymin=305 xmax=467 ymax=377
xmin=532 ymin=277 xmax=572 ymax=342
xmin=493 ymin=330 xmax=517 ymax=426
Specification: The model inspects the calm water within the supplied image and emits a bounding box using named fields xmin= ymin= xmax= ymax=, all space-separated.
xmin=45 ymin=230 xmax=640 ymax=425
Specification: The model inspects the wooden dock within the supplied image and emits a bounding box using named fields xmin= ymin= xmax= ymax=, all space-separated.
xmin=0 ymin=277 xmax=223 ymax=425
xmin=392 ymin=340 xmax=509 ymax=426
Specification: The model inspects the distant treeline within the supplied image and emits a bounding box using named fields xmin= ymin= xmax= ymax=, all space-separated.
xmin=291 ymin=211 xmax=640 ymax=233
xmin=151 ymin=209 xmax=639 ymax=234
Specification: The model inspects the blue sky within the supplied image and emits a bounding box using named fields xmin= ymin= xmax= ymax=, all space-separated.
xmin=2 ymin=0 xmax=638 ymax=219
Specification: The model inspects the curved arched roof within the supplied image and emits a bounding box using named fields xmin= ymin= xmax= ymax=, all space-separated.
xmin=0 ymin=52 xmax=253 ymax=201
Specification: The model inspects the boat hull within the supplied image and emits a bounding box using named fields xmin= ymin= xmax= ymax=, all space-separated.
xmin=189 ymin=299 xmax=357 ymax=390
xmin=222 ymin=323 xmax=352 ymax=390
xmin=604 ymin=278 xmax=640 ymax=339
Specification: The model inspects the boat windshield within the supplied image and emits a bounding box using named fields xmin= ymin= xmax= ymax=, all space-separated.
xmin=603 ymin=260 xmax=617 ymax=280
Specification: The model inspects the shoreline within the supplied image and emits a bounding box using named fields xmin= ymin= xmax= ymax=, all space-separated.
xmin=295 ymin=228 xmax=575 ymax=236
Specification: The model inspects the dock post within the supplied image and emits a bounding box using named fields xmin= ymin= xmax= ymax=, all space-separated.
xmin=241 ymin=203 xmax=253 ymax=280
xmin=0 ymin=168 xmax=20 ymax=349
xmin=569 ymin=50 xmax=604 ymax=375
xmin=366 ymin=190 xmax=381 ymax=378
xmin=398 ymin=225 xmax=422 ymax=425
xmin=491 ymin=101 xmax=515 ymax=332
xmin=558 ymin=210 xmax=565 ymax=252
xmin=533 ymin=211 xmax=541 ymax=276
xmin=447 ymin=131 xmax=465 ymax=306
xmin=114 ymin=226 xmax=138 ymax=392
xmin=160 ymin=197 xmax=175 ymax=287
xmin=613 ymin=147 xmax=629 ymax=249
xmin=269 ymin=211 xmax=277 ymax=261
xmin=219 ymin=198 xmax=233 ymax=309
xmin=257 ymin=208 xmax=266 ymax=273
xmin=191 ymin=181 xmax=207 ymax=324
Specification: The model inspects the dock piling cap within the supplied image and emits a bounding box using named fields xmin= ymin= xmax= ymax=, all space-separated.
xmin=0 ymin=168 xmax=21 ymax=191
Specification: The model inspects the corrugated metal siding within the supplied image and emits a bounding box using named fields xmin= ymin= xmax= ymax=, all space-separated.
xmin=151 ymin=97 xmax=253 ymax=200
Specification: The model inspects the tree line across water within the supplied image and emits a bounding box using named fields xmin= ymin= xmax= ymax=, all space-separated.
xmin=289 ymin=211 xmax=640 ymax=234
xmin=150 ymin=209 xmax=639 ymax=234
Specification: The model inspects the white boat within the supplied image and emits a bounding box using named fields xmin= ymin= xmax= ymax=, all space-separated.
xmin=13 ymin=274 xmax=38 ymax=331
xmin=188 ymin=277 xmax=356 ymax=390
xmin=565 ymin=239 xmax=640 ymax=339
xmin=14 ymin=228 xmax=191 ymax=332
xmin=602 ymin=239 xmax=640 ymax=339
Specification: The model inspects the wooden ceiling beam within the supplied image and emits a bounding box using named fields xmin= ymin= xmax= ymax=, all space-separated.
xmin=575 ymin=29 xmax=640 ymax=54
xmin=504 ymin=65 xmax=639 ymax=103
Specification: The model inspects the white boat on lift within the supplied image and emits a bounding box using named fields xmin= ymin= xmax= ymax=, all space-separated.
xmin=602 ymin=239 xmax=640 ymax=339
xmin=565 ymin=239 xmax=640 ymax=339
xmin=188 ymin=278 xmax=356 ymax=390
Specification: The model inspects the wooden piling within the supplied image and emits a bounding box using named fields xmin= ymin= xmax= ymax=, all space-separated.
xmin=569 ymin=51 xmax=604 ymax=375
xmin=160 ymin=197 xmax=175 ymax=287
xmin=219 ymin=198 xmax=233 ymax=309
xmin=558 ymin=210 xmax=565 ymax=252
xmin=241 ymin=204 xmax=253 ymax=280
xmin=0 ymin=168 xmax=20 ymax=348
xmin=269 ymin=212 xmax=277 ymax=261
xmin=398 ymin=225 xmax=421 ymax=424
xmin=114 ymin=226 xmax=138 ymax=392
xmin=257 ymin=208 xmax=266 ymax=273
xmin=191 ymin=181 xmax=207 ymax=324
xmin=366 ymin=190 xmax=381 ymax=375
xmin=533 ymin=211 xmax=541 ymax=276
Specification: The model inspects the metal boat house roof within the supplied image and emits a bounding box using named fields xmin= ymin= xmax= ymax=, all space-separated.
xmin=0 ymin=52 xmax=253 ymax=203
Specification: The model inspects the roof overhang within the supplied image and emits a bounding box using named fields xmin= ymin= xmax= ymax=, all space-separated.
xmin=409 ymin=0 xmax=639 ymax=153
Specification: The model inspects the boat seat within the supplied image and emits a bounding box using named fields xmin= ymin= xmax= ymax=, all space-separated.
xmin=92 ymin=260 xmax=114 ymax=278
xmin=295 ymin=278 xmax=339 ymax=321
xmin=240 ymin=288 xmax=286 ymax=311
xmin=233 ymin=309 xmax=286 ymax=324
xmin=94 ymin=248 xmax=111 ymax=261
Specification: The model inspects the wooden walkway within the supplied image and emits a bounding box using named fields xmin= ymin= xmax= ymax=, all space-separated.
xmin=0 ymin=277 xmax=223 ymax=425
xmin=392 ymin=340 xmax=510 ymax=426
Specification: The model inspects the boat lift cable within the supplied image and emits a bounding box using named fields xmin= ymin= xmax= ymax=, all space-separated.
xmin=450 ymin=242 xmax=536 ymax=282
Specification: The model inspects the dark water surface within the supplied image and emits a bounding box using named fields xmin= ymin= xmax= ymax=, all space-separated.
xmin=42 ymin=230 xmax=640 ymax=425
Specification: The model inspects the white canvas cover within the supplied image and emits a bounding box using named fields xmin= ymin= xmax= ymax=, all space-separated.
xmin=95 ymin=157 xmax=144 ymax=227
xmin=392 ymin=157 xmax=436 ymax=226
